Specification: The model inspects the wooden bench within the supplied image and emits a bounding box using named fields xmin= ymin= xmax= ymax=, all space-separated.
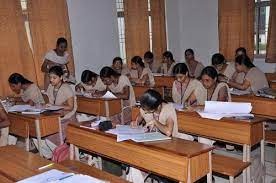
xmin=212 ymin=154 xmax=251 ymax=183
xmin=60 ymin=160 xmax=129 ymax=183
xmin=265 ymin=130 xmax=276 ymax=145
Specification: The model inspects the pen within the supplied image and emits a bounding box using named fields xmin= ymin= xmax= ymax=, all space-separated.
xmin=38 ymin=163 xmax=54 ymax=170
xmin=59 ymin=174 xmax=74 ymax=180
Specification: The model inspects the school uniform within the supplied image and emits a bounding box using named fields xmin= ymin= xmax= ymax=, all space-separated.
xmin=79 ymin=76 xmax=106 ymax=92
xmin=186 ymin=61 xmax=204 ymax=78
xmin=21 ymin=83 xmax=45 ymax=104
xmin=160 ymin=62 xmax=176 ymax=76
xmin=245 ymin=67 xmax=269 ymax=94
xmin=130 ymin=68 xmax=155 ymax=86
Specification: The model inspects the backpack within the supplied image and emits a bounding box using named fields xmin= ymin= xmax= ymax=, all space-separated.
xmin=51 ymin=143 xmax=69 ymax=163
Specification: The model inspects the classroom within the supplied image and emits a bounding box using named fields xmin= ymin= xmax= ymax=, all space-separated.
xmin=0 ymin=0 xmax=275 ymax=183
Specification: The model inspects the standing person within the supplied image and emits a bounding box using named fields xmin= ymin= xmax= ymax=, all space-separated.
xmin=111 ymin=57 xmax=130 ymax=77
xmin=41 ymin=37 xmax=71 ymax=89
xmin=228 ymin=55 xmax=268 ymax=94
xmin=130 ymin=56 xmax=155 ymax=86
xmin=143 ymin=51 xmax=160 ymax=73
xmin=8 ymin=73 xmax=45 ymax=106
xmin=184 ymin=49 xmax=204 ymax=78
xmin=46 ymin=66 xmax=77 ymax=145
xmin=160 ymin=51 xmax=176 ymax=75
xmin=172 ymin=63 xmax=206 ymax=106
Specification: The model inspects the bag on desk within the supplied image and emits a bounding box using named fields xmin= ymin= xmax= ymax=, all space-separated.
xmin=52 ymin=143 xmax=69 ymax=163
xmin=98 ymin=121 xmax=112 ymax=132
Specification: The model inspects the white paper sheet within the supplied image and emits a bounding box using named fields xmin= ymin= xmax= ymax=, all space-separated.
xmin=8 ymin=105 xmax=34 ymax=112
xmin=101 ymin=91 xmax=117 ymax=99
xmin=131 ymin=132 xmax=171 ymax=142
xmin=107 ymin=125 xmax=145 ymax=135
xmin=197 ymin=101 xmax=253 ymax=120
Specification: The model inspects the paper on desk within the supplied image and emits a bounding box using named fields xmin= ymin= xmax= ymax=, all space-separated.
xmin=230 ymin=88 xmax=251 ymax=96
xmin=116 ymin=132 xmax=171 ymax=142
xmin=107 ymin=125 xmax=145 ymax=135
xmin=45 ymin=105 xmax=63 ymax=111
xmin=172 ymin=103 xmax=184 ymax=111
xmin=8 ymin=105 xmax=35 ymax=112
xmin=197 ymin=101 xmax=253 ymax=120
xmin=101 ymin=91 xmax=117 ymax=99
xmin=17 ymin=169 xmax=106 ymax=183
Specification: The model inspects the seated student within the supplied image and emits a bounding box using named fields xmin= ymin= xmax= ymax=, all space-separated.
xmin=8 ymin=73 xmax=45 ymax=106
xmin=0 ymin=108 xmax=10 ymax=147
xmin=172 ymin=63 xmax=206 ymax=106
xmin=111 ymin=57 xmax=130 ymax=77
xmin=100 ymin=66 xmax=136 ymax=123
xmin=228 ymin=55 xmax=269 ymax=94
xmin=160 ymin=51 xmax=176 ymax=75
xmin=231 ymin=47 xmax=247 ymax=83
xmin=75 ymin=70 xmax=106 ymax=94
xmin=211 ymin=53 xmax=236 ymax=81
xmin=130 ymin=56 xmax=155 ymax=86
xmin=201 ymin=66 xmax=231 ymax=102
xmin=131 ymin=89 xmax=177 ymax=137
xmin=199 ymin=66 xmax=231 ymax=146
xmin=46 ymin=66 xmax=77 ymax=145
xmin=184 ymin=48 xmax=204 ymax=78
xmin=143 ymin=51 xmax=160 ymax=73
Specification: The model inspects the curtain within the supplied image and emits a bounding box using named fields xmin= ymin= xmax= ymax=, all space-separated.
xmin=27 ymin=0 xmax=75 ymax=87
xmin=218 ymin=0 xmax=255 ymax=61
xmin=124 ymin=0 xmax=150 ymax=64
xmin=0 ymin=0 xmax=37 ymax=96
xmin=151 ymin=0 xmax=167 ymax=63
xmin=266 ymin=0 xmax=276 ymax=63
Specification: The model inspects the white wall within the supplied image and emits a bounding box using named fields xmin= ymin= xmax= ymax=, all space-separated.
xmin=165 ymin=0 xmax=219 ymax=66
xmin=67 ymin=0 xmax=120 ymax=81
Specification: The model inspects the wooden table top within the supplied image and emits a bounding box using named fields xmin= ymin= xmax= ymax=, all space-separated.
xmin=0 ymin=145 xmax=128 ymax=183
xmin=68 ymin=123 xmax=214 ymax=158
xmin=8 ymin=111 xmax=61 ymax=120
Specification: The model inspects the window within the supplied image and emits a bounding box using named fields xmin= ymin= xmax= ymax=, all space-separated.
xmin=254 ymin=0 xmax=270 ymax=55
xmin=20 ymin=0 xmax=33 ymax=52
xmin=115 ymin=0 xmax=152 ymax=63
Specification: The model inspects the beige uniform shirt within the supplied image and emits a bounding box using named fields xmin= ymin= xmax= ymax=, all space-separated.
xmin=245 ymin=67 xmax=269 ymax=94
xmin=80 ymin=77 xmax=106 ymax=92
xmin=22 ymin=84 xmax=45 ymax=104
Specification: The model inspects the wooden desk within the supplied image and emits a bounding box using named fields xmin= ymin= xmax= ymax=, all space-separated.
xmin=8 ymin=112 xmax=62 ymax=156
xmin=0 ymin=145 xmax=127 ymax=183
xmin=67 ymin=123 xmax=214 ymax=183
xmin=232 ymin=95 xmax=276 ymax=119
xmin=177 ymin=111 xmax=265 ymax=182
xmin=154 ymin=75 xmax=175 ymax=88
xmin=269 ymin=80 xmax=276 ymax=89
xmin=133 ymin=85 xmax=164 ymax=100
xmin=77 ymin=96 xmax=122 ymax=118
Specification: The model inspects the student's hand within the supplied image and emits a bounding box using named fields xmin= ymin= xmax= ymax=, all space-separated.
xmin=130 ymin=120 xmax=138 ymax=128
xmin=144 ymin=120 xmax=156 ymax=132
xmin=75 ymin=84 xmax=84 ymax=92
xmin=45 ymin=103 xmax=52 ymax=108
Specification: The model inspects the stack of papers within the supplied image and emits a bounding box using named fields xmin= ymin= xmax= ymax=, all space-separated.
xmin=172 ymin=103 xmax=184 ymax=111
xmin=230 ymin=88 xmax=251 ymax=96
xmin=107 ymin=125 xmax=171 ymax=142
xmin=101 ymin=91 xmax=117 ymax=99
xmin=197 ymin=101 xmax=253 ymax=120
xmin=8 ymin=105 xmax=63 ymax=114
xmin=17 ymin=169 xmax=106 ymax=183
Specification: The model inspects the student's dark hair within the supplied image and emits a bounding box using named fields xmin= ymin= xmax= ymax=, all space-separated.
xmin=200 ymin=66 xmax=218 ymax=80
xmin=100 ymin=66 xmax=121 ymax=78
xmin=162 ymin=51 xmax=174 ymax=61
xmin=8 ymin=73 xmax=33 ymax=85
xmin=56 ymin=37 xmax=67 ymax=46
xmin=49 ymin=66 xmax=64 ymax=77
xmin=211 ymin=53 xmax=225 ymax=66
xmin=144 ymin=51 xmax=154 ymax=59
xmin=173 ymin=63 xmax=189 ymax=76
xmin=131 ymin=56 xmax=145 ymax=68
xmin=184 ymin=48 xmax=194 ymax=56
xmin=112 ymin=57 xmax=123 ymax=65
xmin=140 ymin=89 xmax=166 ymax=111
xmin=81 ymin=70 xmax=98 ymax=84
xmin=235 ymin=47 xmax=247 ymax=55
xmin=235 ymin=55 xmax=255 ymax=68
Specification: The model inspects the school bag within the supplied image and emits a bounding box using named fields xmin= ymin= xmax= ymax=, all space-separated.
xmin=51 ymin=143 xmax=69 ymax=163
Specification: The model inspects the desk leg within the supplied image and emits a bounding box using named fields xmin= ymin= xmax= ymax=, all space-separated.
xmin=35 ymin=119 xmax=43 ymax=157
xmin=69 ymin=144 xmax=74 ymax=160
xmin=207 ymin=151 xmax=212 ymax=183
xmin=58 ymin=117 xmax=63 ymax=145
xmin=246 ymin=145 xmax=251 ymax=183
xmin=243 ymin=144 xmax=247 ymax=183
xmin=261 ymin=138 xmax=265 ymax=183
xmin=74 ymin=146 xmax=80 ymax=161
xmin=104 ymin=101 xmax=110 ymax=120
xmin=120 ymin=99 xmax=124 ymax=124
xmin=25 ymin=137 xmax=29 ymax=151
xmin=187 ymin=159 xmax=191 ymax=183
